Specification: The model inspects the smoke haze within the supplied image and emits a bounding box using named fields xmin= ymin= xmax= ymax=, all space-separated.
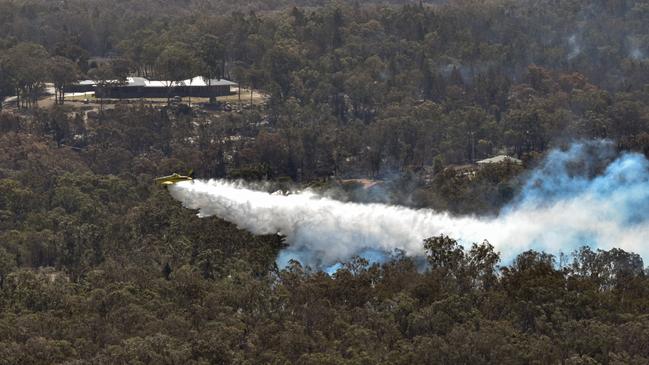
xmin=168 ymin=141 xmax=649 ymax=269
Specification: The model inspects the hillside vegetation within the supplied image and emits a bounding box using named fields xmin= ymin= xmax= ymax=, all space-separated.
xmin=2 ymin=0 xmax=649 ymax=363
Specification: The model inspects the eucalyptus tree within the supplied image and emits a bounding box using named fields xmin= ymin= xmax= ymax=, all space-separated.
xmin=2 ymin=43 xmax=50 ymax=109
xmin=49 ymin=56 xmax=80 ymax=105
xmin=156 ymin=43 xmax=197 ymax=104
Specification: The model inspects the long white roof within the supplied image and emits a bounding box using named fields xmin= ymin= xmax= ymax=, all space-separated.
xmin=76 ymin=76 xmax=237 ymax=87
xmin=179 ymin=76 xmax=237 ymax=87
xmin=476 ymin=155 xmax=523 ymax=165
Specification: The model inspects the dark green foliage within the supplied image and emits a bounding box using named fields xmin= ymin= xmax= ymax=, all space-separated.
xmin=2 ymin=0 xmax=649 ymax=363
xmin=3 ymin=124 xmax=649 ymax=363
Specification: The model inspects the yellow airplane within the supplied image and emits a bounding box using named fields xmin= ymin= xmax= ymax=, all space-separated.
xmin=155 ymin=170 xmax=195 ymax=186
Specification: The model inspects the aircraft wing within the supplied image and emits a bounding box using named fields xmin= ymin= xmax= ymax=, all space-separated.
xmin=155 ymin=171 xmax=194 ymax=186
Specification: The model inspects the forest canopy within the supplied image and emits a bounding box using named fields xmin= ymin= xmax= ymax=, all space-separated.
xmin=2 ymin=0 xmax=649 ymax=363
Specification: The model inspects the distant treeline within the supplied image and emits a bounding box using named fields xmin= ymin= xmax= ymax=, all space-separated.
xmin=2 ymin=0 xmax=649 ymax=363
xmin=2 ymin=0 xmax=649 ymax=168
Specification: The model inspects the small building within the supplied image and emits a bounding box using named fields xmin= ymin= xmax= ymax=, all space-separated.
xmin=66 ymin=80 xmax=97 ymax=93
xmin=476 ymin=155 xmax=523 ymax=165
xmin=66 ymin=76 xmax=237 ymax=99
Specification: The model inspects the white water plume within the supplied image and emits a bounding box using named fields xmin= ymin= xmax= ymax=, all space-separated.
xmin=168 ymin=141 xmax=649 ymax=268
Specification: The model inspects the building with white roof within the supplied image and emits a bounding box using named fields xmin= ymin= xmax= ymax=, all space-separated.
xmin=476 ymin=155 xmax=523 ymax=165
xmin=66 ymin=76 xmax=237 ymax=99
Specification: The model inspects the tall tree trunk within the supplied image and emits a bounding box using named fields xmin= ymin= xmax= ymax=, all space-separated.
xmin=208 ymin=79 xmax=215 ymax=104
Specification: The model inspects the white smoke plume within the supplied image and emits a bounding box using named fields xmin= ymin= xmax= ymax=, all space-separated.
xmin=628 ymin=36 xmax=646 ymax=60
xmin=168 ymin=141 xmax=649 ymax=268
xmin=567 ymin=34 xmax=581 ymax=60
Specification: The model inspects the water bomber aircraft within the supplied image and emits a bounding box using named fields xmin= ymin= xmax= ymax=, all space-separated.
xmin=155 ymin=170 xmax=195 ymax=186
